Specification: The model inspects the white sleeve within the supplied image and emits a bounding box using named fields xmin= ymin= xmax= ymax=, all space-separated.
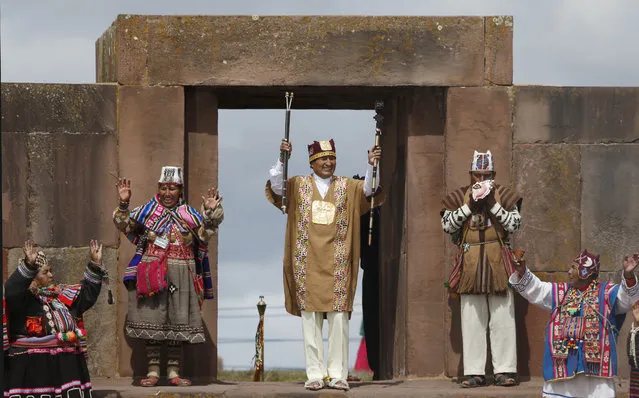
xmin=489 ymin=202 xmax=522 ymax=233
xmin=441 ymin=205 xmax=472 ymax=234
xmin=268 ymin=159 xmax=284 ymax=196
xmin=615 ymin=272 xmax=639 ymax=314
xmin=509 ymin=269 xmax=553 ymax=311
xmin=363 ymin=163 xmax=379 ymax=196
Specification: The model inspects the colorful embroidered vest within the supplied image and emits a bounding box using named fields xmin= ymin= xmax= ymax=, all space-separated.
xmin=543 ymin=281 xmax=625 ymax=381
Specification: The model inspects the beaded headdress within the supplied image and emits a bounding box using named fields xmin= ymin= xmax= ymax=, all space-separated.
xmin=573 ymin=249 xmax=600 ymax=279
xmin=158 ymin=166 xmax=184 ymax=185
xmin=470 ymin=150 xmax=494 ymax=172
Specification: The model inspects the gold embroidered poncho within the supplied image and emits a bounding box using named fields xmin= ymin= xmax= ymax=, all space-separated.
xmin=266 ymin=175 xmax=384 ymax=316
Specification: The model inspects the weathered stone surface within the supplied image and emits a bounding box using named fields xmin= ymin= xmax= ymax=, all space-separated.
xmin=1 ymin=83 xmax=118 ymax=248
xmin=3 ymin=248 xmax=8 ymax=282
xmin=1 ymin=84 xmax=117 ymax=134
xmin=213 ymin=86 xmax=402 ymax=110
xmin=445 ymin=87 xmax=513 ymax=191
xmin=95 ymin=24 xmax=117 ymax=83
xmin=185 ymin=88 xmax=218 ymax=135
xmin=118 ymin=86 xmax=185 ymax=201
xmin=511 ymin=144 xmax=581 ymax=271
xmin=484 ymin=16 xmax=513 ymax=85
xmin=582 ymin=145 xmax=639 ymax=271
xmin=6 ymin=246 xmax=118 ymax=377
xmin=514 ymin=87 xmax=639 ymax=144
xmin=405 ymin=135 xmax=445 ymax=376
xmin=183 ymin=89 xmax=219 ymax=381
xmin=117 ymin=85 xmax=185 ymax=377
xmin=2 ymin=132 xmax=28 ymax=248
xmin=377 ymin=96 xmax=406 ymax=379
xmin=21 ymin=132 xmax=119 ymax=247
xmin=97 ymin=15 xmax=490 ymax=87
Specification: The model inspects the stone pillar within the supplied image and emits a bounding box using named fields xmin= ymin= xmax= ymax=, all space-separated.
xmin=404 ymin=88 xmax=446 ymax=376
xmin=116 ymin=85 xmax=185 ymax=377
xmin=378 ymin=94 xmax=406 ymax=380
xmin=182 ymin=87 xmax=219 ymax=382
xmin=1 ymin=83 xmax=119 ymax=377
xmin=443 ymin=86 xmax=514 ymax=377
xmin=512 ymin=86 xmax=639 ymax=378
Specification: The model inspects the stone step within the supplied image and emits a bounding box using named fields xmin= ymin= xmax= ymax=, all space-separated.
xmin=91 ymin=377 xmax=631 ymax=397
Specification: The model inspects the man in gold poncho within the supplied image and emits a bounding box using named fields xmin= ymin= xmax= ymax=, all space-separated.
xmin=266 ymin=138 xmax=384 ymax=391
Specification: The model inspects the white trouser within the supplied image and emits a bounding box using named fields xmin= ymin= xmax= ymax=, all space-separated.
xmin=460 ymin=289 xmax=517 ymax=375
xmin=301 ymin=311 xmax=349 ymax=381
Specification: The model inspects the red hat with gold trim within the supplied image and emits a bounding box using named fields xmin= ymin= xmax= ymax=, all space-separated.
xmin=308 ymin=139 xmax=336 ymax=163
xmin=573 ymin=249 xmax=600 ymax=279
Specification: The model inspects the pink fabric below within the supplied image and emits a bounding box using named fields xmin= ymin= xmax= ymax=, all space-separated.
xmin=354 ymin=337 xmax=372 ymax=373
xmin=136 ymin=255 xmax=168 ymax=299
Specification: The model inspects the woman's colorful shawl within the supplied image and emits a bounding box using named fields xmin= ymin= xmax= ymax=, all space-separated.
xmin=543 ymin=281 xmax=625 ymax=381
xmin=121 ymin=196 xmax=214 ymax=300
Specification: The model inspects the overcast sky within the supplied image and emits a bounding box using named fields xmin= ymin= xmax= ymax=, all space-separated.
xmin=2 ymin=0 xmax=638 ymax=371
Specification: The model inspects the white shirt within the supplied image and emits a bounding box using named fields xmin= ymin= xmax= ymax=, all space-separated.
xmin=510 ymin=270 xmax=639 ymax=398
xmin=268 ymin=160 xmax=378 ymax=198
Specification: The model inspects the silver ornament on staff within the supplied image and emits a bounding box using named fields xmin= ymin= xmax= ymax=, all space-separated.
xmin=368 ymin=101 xmax=384 ymax=246
xmin=280 ymin=92 xmax=294 ymax=214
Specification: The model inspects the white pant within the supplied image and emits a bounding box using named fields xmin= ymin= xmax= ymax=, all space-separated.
xmin=301 ymin=311 xmax=349 ymax=381
xmin=461 ymin=289 xmax=517 ymax=375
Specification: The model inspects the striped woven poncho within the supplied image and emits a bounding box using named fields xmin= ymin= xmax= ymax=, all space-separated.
xmin=121 ymin=195 xmax=215 ymax=300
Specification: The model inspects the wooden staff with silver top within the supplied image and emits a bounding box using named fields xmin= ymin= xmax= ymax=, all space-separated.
xmin=368 ymin=101 xmax=384 ymax=246
xmin=280 ymin=92 xmax=294 ymax=214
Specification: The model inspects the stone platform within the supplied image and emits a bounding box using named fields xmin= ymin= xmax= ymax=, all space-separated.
xmin=91 ymin=377 xmax=631 ymax=397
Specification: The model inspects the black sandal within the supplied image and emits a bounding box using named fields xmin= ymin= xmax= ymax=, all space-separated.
xmin=461 ymin=375 xmax=486 ymax=388
xmin=494 ymin=373 xmax=517 ymax=386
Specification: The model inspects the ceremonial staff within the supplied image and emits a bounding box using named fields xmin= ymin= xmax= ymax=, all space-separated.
xmin=280 ymin=92 xmax=294 ymax=214
xmin=368 ymin=101 xmax=384 ymax=246
xmin=252 ymin=296 xmax=267 ymax=381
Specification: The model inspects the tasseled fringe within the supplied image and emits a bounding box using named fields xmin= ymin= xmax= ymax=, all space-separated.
xmin=458 ymin=259 xmax=478 ymax=294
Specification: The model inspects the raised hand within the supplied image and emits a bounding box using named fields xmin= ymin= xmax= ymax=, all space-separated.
xmin=116 ymin=178 xmax=132 ymax=203
xmin=368 ymin=145 xmax=382 ymax=166
xmin=89 ymin=240 xmax=103 ymax=264
xmin=202 ymin=187 xmax=222 ymax=210
xmin=623 ymin=253 xmax=639 ymax=278
xmin=23 ymin=240 xmax=38 ymax=265
xmin=512 ymin=249 xmax=526 ymax=276
xmin=280 ymin=139 xmax=292 ymax=162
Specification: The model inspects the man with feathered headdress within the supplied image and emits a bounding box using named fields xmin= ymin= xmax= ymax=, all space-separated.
xmin=440 ymin=150 xmax=523 ymax=387
xmin=511 ymin=249 xmax=639 ymax=397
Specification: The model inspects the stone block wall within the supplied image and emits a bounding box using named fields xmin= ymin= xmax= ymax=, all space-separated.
xmin=1 ymin=83 xmax=118 ymax=377
xmin=510 ymin=86 xmax=639 ymax=379
xmin=1 ymin=83 xmax=220 ymax=380
xmin=96 ymin=15 xmax=512 ymax=87
xmin=5 ymin=14 xmax=639 ymax=383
